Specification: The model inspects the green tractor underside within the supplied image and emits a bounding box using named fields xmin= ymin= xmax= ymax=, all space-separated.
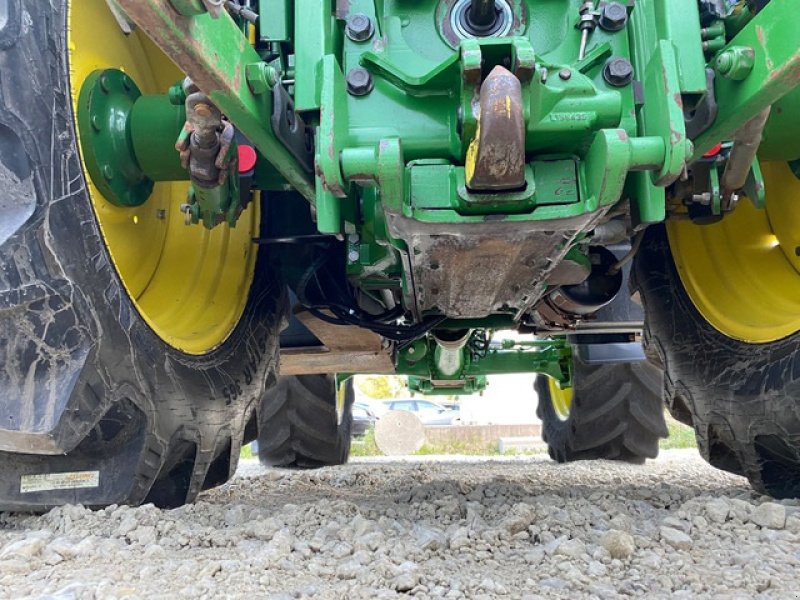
xmin=80 ymin=0 xmax=799 ymax=393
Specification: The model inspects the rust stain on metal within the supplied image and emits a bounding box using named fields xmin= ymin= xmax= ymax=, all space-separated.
xmin=117 ymin=0 xmax=236 ymax=96
xmin=335 ymin=0 xmax=351 ymax=19
xmin=767 ymin=55 xmax=800 ymax=84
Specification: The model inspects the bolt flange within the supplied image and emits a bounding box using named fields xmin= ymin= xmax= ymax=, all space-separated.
xmin=603 ymin=57 xmax=634 ymax=87
xmin=346 ymin=68 xmax=374 ymax=97
xmin=599 ymin=2 xmax=628 ymax=32
xmin=346 ymin=13 xmax=374 ymax=42
xmin=77 ymin=69 xmax=153 ymax=208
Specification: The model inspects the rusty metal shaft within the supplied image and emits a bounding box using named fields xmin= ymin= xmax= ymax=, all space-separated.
xmin=465 ymin=66 xmax=526 ymax=192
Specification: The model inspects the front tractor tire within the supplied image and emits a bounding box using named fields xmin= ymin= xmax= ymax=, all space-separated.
xmin=536 ymin=356 xmax=667 ymax=464
xmin=257 ymin=375 xmax=354 ymax=469
xmin=0 ymin=0 xmax=286 ymax=510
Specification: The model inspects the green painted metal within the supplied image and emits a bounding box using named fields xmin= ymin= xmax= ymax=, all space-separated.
xmin=77 ymin=69 xmax=150 ymax=207
xmin=691 ymin=0 xmax=800 ymax=159
xmin=259 ymin=0 xmax=292 ymax=42
xmin=397 ymin=333 xmax=572 ymax=390
xmin=115 ymin=0 xmax=315 ymax=201
xmin=293 ymin=0 xmax=334 ymax=112
xmin=129 ymin=95 xmax=188 ymax=182
xmin=183 ymin=174 xmax=243 ymax=229
xmin=77 ymin=69 xmax=186 ymax=208
xmin=407 ymin=375 xmax=487 ymax=396
xmin=170 ymin=0 xmax=206 ymax=17
xmin=715 ymin=45 xmax=755 ymax=81
xmin=760 ymin=86 xmax=800 ymax=162
xmin=651 ymin=0 xmax=707 ymax=94
xmin=89 ymin=0 xmax=800 ymax=366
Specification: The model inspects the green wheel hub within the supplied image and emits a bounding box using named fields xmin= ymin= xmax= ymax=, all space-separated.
xmin=77 ymin=69 xmax=153 ymax=208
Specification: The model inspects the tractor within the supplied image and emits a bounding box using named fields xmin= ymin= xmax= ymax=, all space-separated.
xmin=0 ymin=0 xmax=798 ymax=509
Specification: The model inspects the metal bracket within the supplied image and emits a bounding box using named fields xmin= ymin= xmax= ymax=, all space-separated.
xmin=685 ymin=69 xmax=719 ymax=140
xmin=271 ymin=85 xmax=314 ymax=174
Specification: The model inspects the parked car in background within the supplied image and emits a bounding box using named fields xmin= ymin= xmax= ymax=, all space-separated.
xmin=383 ymin=399 xmax=460 ymax=426
xmin=352 ymin=402 xmax=378 ymax=437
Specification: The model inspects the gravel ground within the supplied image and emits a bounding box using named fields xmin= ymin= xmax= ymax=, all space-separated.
xmin=2 ymin=449 xmax=799 ymax=599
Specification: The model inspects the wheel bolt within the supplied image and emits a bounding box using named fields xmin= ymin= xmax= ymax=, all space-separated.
xmin=346 ymin=13 xmax=374 ymax=42
xmin=346 ymin=68 xmax=374 ymax=96
xmin=603 ymin=57 xmax=634 ymax=87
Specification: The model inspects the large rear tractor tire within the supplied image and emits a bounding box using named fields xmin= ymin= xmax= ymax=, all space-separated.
xmin=536 ymin=356 xmax=667 ymax=464
xmin=0 ymin=0 xmax=286 ymax=510
xmin=257 ymin=375 xmax=354 ymax=468
xmin=635 ymin=206 xmax=800 ymax=498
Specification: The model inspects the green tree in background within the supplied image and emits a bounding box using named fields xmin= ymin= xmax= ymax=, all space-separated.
xmin=355 ymin=375 xmax=407 ymax=399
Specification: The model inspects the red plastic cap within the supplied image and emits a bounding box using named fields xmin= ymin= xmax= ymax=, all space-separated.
xmin=238 ymin=145 xmax=257 ymax=174
xmin=703 ymin=143 xmax=722 ymax=158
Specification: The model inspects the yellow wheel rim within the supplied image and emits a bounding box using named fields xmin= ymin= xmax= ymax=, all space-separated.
xmin=667 ymin=161 xmax=800 ymax=343
xmin=68 ymin=0 xmax=258 ymax=355
xmin=548 ymin=378 xmax=573 ymax=421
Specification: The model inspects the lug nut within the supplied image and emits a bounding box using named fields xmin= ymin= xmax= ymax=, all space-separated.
xmin=346 ymin=68 xmax=374 ymax=97
xmin=599 ymin=2 xmax=628 ymax=32
xmin=603 ymin=57 xmax=634 ymax=87
xmin=345 ymin=13 xmax=374 ymax=42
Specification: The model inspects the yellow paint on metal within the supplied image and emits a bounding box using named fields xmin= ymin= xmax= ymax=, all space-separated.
xmin=68 ymin=0 xmax=258 ymax=355
xmin=465 ymin=120 xmax=481 ymax=186
xmin=667 ymin=161 xmax=800 ymax=343
xmin=548 ymin=378 xmax=573 ymax=421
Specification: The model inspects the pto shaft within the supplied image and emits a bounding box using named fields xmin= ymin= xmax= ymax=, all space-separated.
xmin=468 ymin=0 xmax=498 ymax=29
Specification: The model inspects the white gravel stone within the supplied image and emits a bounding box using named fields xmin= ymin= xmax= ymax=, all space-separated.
xmin=600 ymin=529 xmax=635 ymax=559
xmin=0 ymin=535 xmax=48 ymax=560
xmin=2 ymin=450 xmax=797 ymax=598
xmin=705 ymin=498 xmax=731 ymax=524
xmin=751 ymin=502 xmax=786 ymax=529
xmin=659 ymin=526 xmax=693 ymax=550
xmin=554 ymin=538 xmax=586 ymax=558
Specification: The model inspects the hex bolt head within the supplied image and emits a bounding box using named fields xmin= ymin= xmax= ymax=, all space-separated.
xmin=558 ymin=68 xmax=572 ymax=81
xmin=599 ymin=2 xmax=628 ymax=32
xmin=246 ymin=62 xmax=279 ymax=95
xmin=346 ymin=68 xmax=374 ymax=96
xmin=346 ymin=13 xmax=374 ymax=42
xmin=603 ymin=57 xmax=634 ymax=87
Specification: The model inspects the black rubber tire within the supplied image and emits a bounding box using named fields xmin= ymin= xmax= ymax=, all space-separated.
xmin=0 ymin=0 xmax=286 ymax=510
xmin=634 ymin=225 xmax=800 ymax=498
xmin=257 ymin=375 xmax=353 ymax=468
xmin=536 ymin=355 xmax=667 ymax=464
